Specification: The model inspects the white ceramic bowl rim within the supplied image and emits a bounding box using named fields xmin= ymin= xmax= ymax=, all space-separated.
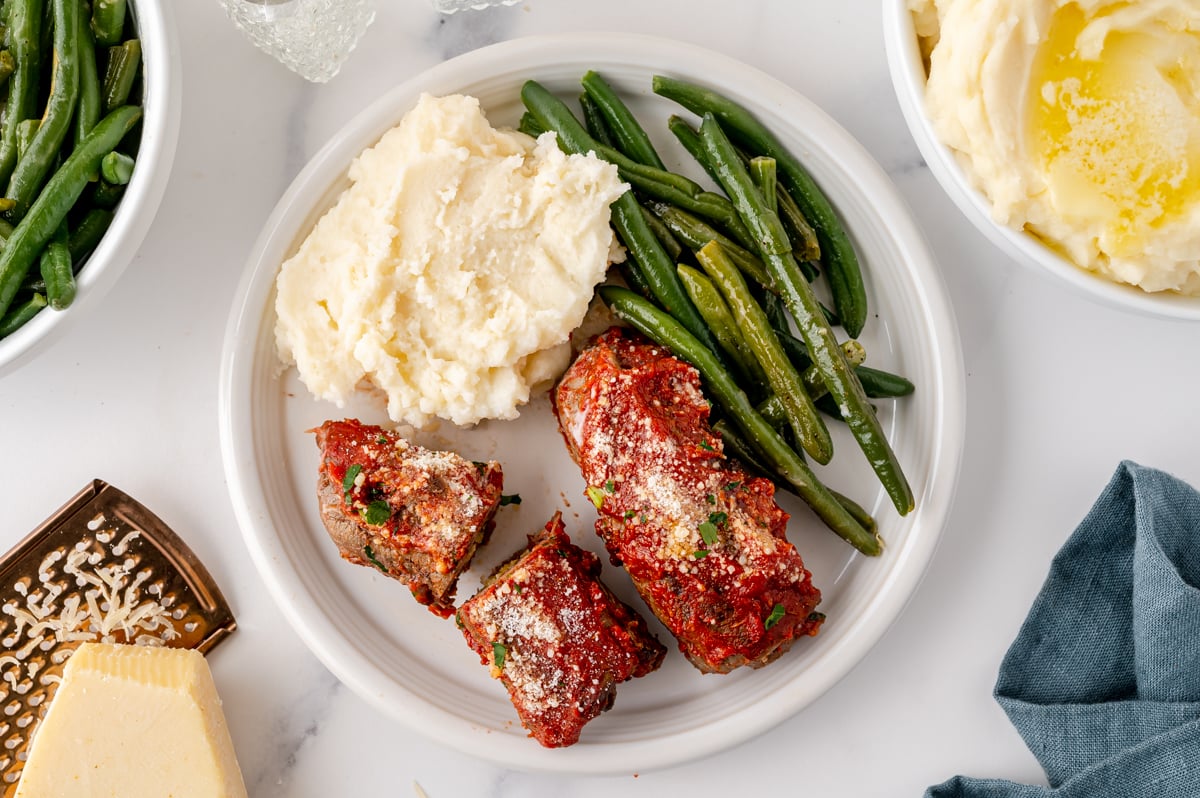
xmin=0 ymin=0 xmax=183 ymax=376
xmin=882 ymin=0 xmax=1200 ymax=322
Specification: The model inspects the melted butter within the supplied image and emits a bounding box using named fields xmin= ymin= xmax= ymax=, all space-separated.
xmin=1028 ymin=3 xmax=1200 ymax=255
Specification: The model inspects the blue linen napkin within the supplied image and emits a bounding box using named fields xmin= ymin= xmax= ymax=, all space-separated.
xmin=926 ymin=461 xmax=1200 ymax=798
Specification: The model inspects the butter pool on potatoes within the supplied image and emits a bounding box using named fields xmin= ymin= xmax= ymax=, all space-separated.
xmin=913 ymin=0 xmax=1200 ymax=294
xmin=275 ymin=93 xmax=627 ymax=428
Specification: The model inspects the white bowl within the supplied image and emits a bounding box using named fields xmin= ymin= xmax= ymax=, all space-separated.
xmin=882 ymin=0 xmax=1200 ymax=321
xmin=0 ymin=0 xmax=182 ymax=376
xmin=220 ymin=32 xmax=965 ymax=772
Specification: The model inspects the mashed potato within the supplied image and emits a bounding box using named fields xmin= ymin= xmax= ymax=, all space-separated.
xmin=275 ymin=93 xmax=626 ymax=427
xmin=913 ymin=0 xmax=1200 ymax=294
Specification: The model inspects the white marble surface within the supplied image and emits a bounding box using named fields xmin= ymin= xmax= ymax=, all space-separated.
xmin=3 ymin=0 xmax=1200 ymax=795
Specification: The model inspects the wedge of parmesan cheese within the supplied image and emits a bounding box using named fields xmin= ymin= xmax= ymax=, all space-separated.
xmin=14 ymin=642 xmax=247 ymax=798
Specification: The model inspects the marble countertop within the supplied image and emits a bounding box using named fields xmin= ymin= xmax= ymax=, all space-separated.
xmin=4 ymin=0 xmax=1200 ymax=795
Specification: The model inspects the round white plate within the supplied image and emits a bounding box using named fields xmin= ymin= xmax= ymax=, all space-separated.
xmin=219 ymin=33 xmax=965 ymax=773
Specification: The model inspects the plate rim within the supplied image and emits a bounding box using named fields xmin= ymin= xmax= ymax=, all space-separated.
xmin=218 ymin=30 xmax=967 ymax=773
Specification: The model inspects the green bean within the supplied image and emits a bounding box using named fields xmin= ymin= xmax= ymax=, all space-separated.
xmin=102 ymin=38 xmax=138 ymax=112
xmin=599 ymin=284 xmax=879 ymax=555
xmin=15 ymin=119 xmax=38 ymax=161
xmin=650 ymin=201 xmax=771 ymax=287
xmin=639 ymin=205 xmax=683 ymax=261
xmin=697 ymin=113 xmax=914 ymax=514
xmin=517 ymin=110 xmax=545 ymax=138
xmin=7 ymin=0 xmax=81 ymax=223
xmin=667 ymin=114 xmax=724 ymax=187
xmin=750 ymin=157 xmax=777 ymax=214
xmin=578 ymin=92 xmax=615 ymax=148
xmin=619 ymin=167 xmax=755 ymax=249
xmin=0 ymin=105 xmax=142 ymax=318
xmin=0 ymin=50 xmax=14 ymax=86
xmin=91 ymin=0 xmax=125 ymax=47
xmin=520 ymin=80 xmax=720 ymax=355
xmin=67 ymin=206 xmax=111 ymax=263
xmin=39 ymin=224 xmax=73 ymax=309
xmin=617 ymin=257 xmax=652 ymax=298
xmin=0 ymin=0 xmax=42 ymax=191
xmin=856 ymin=365 xmax=915 ymax=398
xmin=677 ymin=263 xmax=763 ymax=386
xmin=714 ymin=418 xmax=879 ymax=542
xmin=0 ymin=290 xmax=44 ymax=337
xmin=100 ymin=150 xmax=133 ymax=184
xmin=90 ymin=177 xmax=124 ymax=208
xmin=581 ymin=70 xmax=665 ymax=170
xmin=760 ymin=340 xmax=865 ymax=422
xmin=76 ymin=1 xmax=101 ymax=145
xmin=777 ymin=181 xmax=821 ymax=262
xmin=697 ymin=240 xmax=832 ymax=464
xmin=655 ymin=75 xmax=869 ymax=338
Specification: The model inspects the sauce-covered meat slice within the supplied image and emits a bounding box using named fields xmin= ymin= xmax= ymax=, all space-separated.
xmin=457 ymin=512 xmax=665 ymax=747
xmin=313 ymin=419 xmax=503 ymax=618
xmin=553 ymin=327 xmax=824 ymax=673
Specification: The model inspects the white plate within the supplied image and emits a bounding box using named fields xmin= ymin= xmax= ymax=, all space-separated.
xmin=219 ymin=33 xmax=965 ymax=773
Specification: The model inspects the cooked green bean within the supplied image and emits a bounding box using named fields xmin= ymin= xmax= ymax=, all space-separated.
xmin=619 ymin=168 xmax=755 ymax=249
xmin=677 ymin=262 xmax=763 ymax=386
xmin=0 ymin=0 xmax=42 ymax=191
xmin=697 ymin=240 xmax=832 ymax=464
xmin=100 ymin=150 xmax=133 ymax=184
xmin=760 ymin=340 xmax=865 ymax=422
xmin=7 ymin=0 xmax=82 ymax=222
xmin=599 ymin=284 xmax=879 ymax=555
xmin=0 ymin=105 xmax=142 ymax=319
xmin=856 ymin=365 xmax=915 ymax=398
xmin=91 ymin=0 xmax=125 ymax=47
xmin=777 ymin=180 xmax=820 ymax=262
xmin=0 ymin=50 xmax=14 ymax=86
xmin=0 ymin=290 xmax=44 ymax=337
xmin=640 ymin=205 xmax=683 ymax=261
xmin=667 ymin=114 xmax=723 ymax=187
xmin=650 ymin=201 xmax=771 ymax=287
xmin=15 ymin=119 xmax=38 ymax=161
xmin=520 ymin=80 xmax=720 ymax=354
xmin=581 ymin=70 xmax=665 ymax=169
xmin=697 ymin=113 xmax=913 ymax=514
xmin=655 ymin=75 xmax=869 ymax=337
xmin=76 ymin=2 xmax=101 ymax=145
xmin=102 ymin=38 xmax=138 ymax=112
xmin=39 ymin=224 xmax=73 ymax=309
xmin=750 ymin=157 xmax=777 ymax=214
xmin=578 ymin=92 xmax=615 ymax=148
xmin=90 ymin=178 xmax=124 ymax=208
xmin=517 ymin=110 xmax=545 ymax=138
xmin=67 ymin=206 xmax=111 ymax=263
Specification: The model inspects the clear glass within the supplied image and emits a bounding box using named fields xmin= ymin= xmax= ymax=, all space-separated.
xmin=429 ymin=0 xmax=520 ymax=13
xmin=220 ymin=0 xmax=376 ymax=83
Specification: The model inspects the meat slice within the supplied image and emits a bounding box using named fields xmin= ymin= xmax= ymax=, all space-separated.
xmin=313 ymin=419 xmax=503 ymax=618
xmin=553 ymin=327 xmax=824 ymax=673
xmin=457 ymin=513 xmax=665 ymax=748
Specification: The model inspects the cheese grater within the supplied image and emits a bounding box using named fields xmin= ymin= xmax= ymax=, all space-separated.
xmin=0 ymin=480 xmax=237 ymax=793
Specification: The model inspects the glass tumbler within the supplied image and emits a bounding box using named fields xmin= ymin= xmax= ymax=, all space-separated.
xmin=220 ymin=0 xmax=376 ymax=83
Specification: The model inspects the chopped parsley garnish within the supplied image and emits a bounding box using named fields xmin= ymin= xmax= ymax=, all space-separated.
xmin=499 ymin=494 xmax=522 ymax=506
xmin=492 ymin=641 xmax=507 ymax=670
xmin=705 ymin=493 xmax=716 ymax=505
xmin=375 ymin=435 xmax=388 ymax=445
xmin=693 ymin=549 xmax=710 ymax=559
xmin=586 ymin=486 xmax=606 ymax=509
xmin=724 ymin=481 xmax=742 ymax=492
xmin=342 ymin=464 xmax=363 ymax=501
xmin=362 ymin=500 xmax=392 ymax=526
xmin=807 ymin=611 xmax=827 ymax=624
xmin=764 ymin=603 xmax=786 ymax=630
xmin=604 ymin=479 xmax=615 ymax=492
xmin=709 ymin=511 xmax=728 ymax=526
xmin=362 ymin=545 xmax=387 ymax=572
xmin=513 ymin=583 xmax=523 ymax=594
xmin=623 ymin=509 xmax=636 ymax=519
xmin=698 ymin=521 xmax=719 ymax=546
xmin=699 ymin=440 xmax=715 ymax=452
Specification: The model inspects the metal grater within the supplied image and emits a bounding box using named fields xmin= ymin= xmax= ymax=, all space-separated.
xmin=0 ymin=479 xmax=237 ymax=793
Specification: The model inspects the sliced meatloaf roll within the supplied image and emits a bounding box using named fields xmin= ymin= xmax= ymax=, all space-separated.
xmin=313 ymin=418 xmax=503 ymax=618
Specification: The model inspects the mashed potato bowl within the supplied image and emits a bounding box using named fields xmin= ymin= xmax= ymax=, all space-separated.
xmin=0 ymin=0 xmax=182 ymax=376
xmin=883 ymin=0 xmax=1200 ymax=321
